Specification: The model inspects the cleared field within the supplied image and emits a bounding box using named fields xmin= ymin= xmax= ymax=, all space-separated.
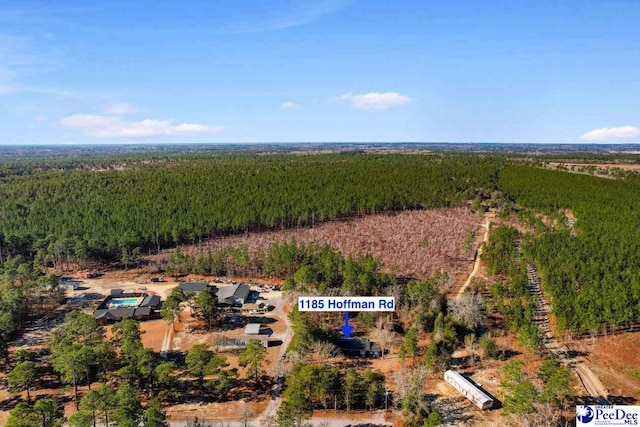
xmin=169 ymin=207 xmax=483 ymax=282
xmin=569 ymin=332 xmax=640 ymax=401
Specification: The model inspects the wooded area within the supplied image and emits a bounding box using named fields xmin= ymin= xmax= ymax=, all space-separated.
xmin=0 ymin=154 xmax=499 ymax=263
xmin=499 ymin=165 xmax=640 ymax=332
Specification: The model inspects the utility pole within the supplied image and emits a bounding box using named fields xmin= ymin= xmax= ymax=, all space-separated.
xmin=384 ymin=387 xmax=390 ymax=411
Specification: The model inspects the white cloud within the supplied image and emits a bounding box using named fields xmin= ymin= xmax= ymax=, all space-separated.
xmin=105 ymin=102 xmax=140 ymax=115
xmin=0 ymin=35 xmax=78 ymax=98
xmin=34 ymin=114 xmax=48 ymax=121
xmin=338 ymin=91 xmax=412 ymax=111
xmin=222 ymin=0 xmax=352 ymax=34
xmin=579 ymin=125 xmax=640 ymax=142
xmin=0 ymin=84 xmax=83 ymax=99
xmin=60 ymin=114 xmax=224 ymax=138
xmin=281 ymin=101 xmax=300 ymax=110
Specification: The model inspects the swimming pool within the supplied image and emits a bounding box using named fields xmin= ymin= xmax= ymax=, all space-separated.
xmin=110 ymin=298 xmax=140 ymax=307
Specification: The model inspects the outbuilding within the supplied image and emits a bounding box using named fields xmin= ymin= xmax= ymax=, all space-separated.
xmin=244 ymin=323 xmax=262 ymax=335
xmin=444 ymin=370 xmax=494 ymax=410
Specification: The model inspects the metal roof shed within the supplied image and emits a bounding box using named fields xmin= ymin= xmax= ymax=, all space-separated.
xmin=244 ymin=323 xmax=262 ymax=335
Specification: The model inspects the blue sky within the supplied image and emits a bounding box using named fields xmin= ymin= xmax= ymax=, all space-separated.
xmin=1 ymin=0 xmax=640 ymax=144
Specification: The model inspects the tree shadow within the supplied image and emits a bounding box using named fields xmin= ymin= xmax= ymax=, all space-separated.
xmin=78 ymin=292 xmax=106 ymax=301
xmin=160 ymin=350 xmax=185 ymax=364
xmin=347 ymin=424 xmax=390 ymax=427
xmin=459 ymin=372 xmax=502 ymax=409
xmin=563 ymin=349 xmax=589 ymax=359
xmin=608 ymin=395 xmax=637 ymax=405
xmin=213 ymin=314 xmax=276 ymax=332
xmin=0 ymin=395 xmax=22 ymax=410
xmin=573 ymin=395 xmax=637 ymax=405
xmin=497 ymin=349 xmax=521 ymax=361
xmin=37 ymin=375 xmax=64 ymax=390
xmin=573 ymin=395 xmax=613 ymax=405
xmin=436 ymin=396 xmax=474 ymax=425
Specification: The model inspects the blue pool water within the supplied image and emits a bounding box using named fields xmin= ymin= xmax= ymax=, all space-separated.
xmin=111 ymin=298 xmax=139 ymax=306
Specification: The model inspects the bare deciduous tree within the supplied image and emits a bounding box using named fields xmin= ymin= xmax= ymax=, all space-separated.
xmin=306 ymin=341 xmax=337 ymax=364
xmin=261 ymin=415 xmax=277 ymax=427
xmin=371 ymin=316 xmax=397 ymax=359
xmin=449 ymin=292 xmax=486 ymax=330
xmin=394 ymin=365 xmax=428 ymax=407
xmin=532 ymin=400 xmax=560 ymax=427
xmin=239 ymin=407 xmax=254 ymax=427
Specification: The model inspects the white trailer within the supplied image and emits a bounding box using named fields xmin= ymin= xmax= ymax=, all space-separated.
xmin=444 ymin=370 xmax=494 ymax=410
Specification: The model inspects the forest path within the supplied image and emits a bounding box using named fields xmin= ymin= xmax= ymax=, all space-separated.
xmin=160 ymin=323 xmax=173 ymax=357
xmin=525 ymin=260 xmax=610 ymax=404
xmin=456 ymin=214 xmax=491 ymax=299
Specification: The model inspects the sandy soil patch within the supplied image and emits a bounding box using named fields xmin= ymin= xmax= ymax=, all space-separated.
xmin=167 ymin=399 xmax=268 ymax=421
xmin=568 ymin=332 xmax=640 ymax=401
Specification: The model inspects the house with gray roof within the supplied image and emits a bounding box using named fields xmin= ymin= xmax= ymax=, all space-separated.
xmin=215 ymin=284 xmax=251 ymax=306
xmin=178 ymin=282 xmax=211 ymax=293
xmin=140 ymin=295 xmax=161 ymax=309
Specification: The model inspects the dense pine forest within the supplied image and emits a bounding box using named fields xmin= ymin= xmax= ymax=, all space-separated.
xmin=0 ymin=154 xmax=499 ymax=261
xmin=498 ymin=165 xmax=640 ymax=332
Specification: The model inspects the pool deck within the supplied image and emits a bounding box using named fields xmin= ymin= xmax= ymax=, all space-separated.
xmin=108 ymin=296 xmax=144 ymax=308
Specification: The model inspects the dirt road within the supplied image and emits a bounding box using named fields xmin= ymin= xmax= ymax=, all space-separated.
xmin=305 ymin=414 xmax=391 ymax=426
xmin=168 ymin=413 xmax=391 ymax=426
xmin=456 ymin=214 xmax=491 ymax=299
xmin=257 ymin=294 xmax=292 ymax=422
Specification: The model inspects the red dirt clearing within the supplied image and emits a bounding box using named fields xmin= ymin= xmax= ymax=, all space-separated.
xmin=569 ymin=332 xmax=640 ymax=400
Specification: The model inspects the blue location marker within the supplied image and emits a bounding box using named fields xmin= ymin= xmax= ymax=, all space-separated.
xmin=341 ymin=312 xmax=354 ymax=338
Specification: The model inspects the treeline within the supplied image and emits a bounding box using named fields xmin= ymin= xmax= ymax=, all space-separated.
xmin=169 ymin=240 xmax=396 ymax=296
xmin=0 ymin=154 xmax=500 ymax=263
xmin=500 ymin=358 xmax=573 ymax=423
xmin=0 ymin=257 xmax=61 ymax=357
xmin=278 ymin=362 xmax=386 ymax=425
xmin=481 ymin=225 xmax=543 ymax=350
xmin=499 ymin=166 xmax=640 ymax=332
